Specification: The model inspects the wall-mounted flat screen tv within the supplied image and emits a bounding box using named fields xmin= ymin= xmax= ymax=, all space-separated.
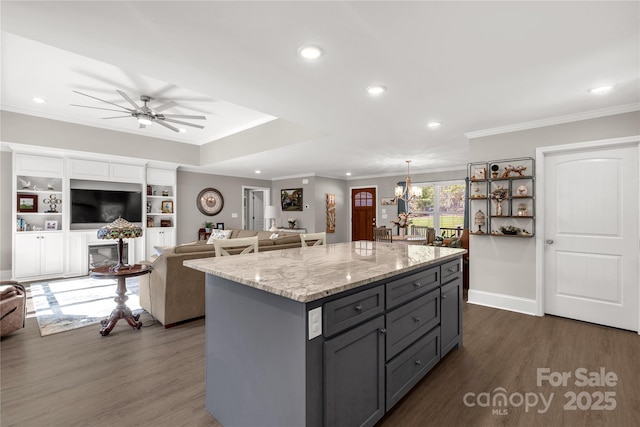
xmin=71 ymin=189 xmax=142 ymax=224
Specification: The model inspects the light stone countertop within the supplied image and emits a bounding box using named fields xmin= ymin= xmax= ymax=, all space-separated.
xmin=184 ymin=241 xmax=466 ymax=303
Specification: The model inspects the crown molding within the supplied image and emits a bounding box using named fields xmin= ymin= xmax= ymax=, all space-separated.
xmin=464 ymin=103 xmax=640 ymax=140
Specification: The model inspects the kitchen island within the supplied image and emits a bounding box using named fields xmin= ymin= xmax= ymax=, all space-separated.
xmin=185 ymin=241 xmax=466 ymax=427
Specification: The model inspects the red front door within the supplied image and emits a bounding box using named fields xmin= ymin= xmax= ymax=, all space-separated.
xmin=351 ymin=187 xmax=376 ymax=241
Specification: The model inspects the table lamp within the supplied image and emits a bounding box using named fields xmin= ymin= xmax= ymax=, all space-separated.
xmin=97 ymin=217 xmax=143 ymax=271
xmin=264 ymin=205 xmax=279 ymax=232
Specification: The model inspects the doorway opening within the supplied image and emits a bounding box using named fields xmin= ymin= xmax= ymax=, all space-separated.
xmin=242 ymin=186 xmax=271 ymax=231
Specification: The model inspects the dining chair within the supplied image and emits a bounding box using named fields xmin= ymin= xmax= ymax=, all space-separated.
xmin=301 ymin=232 xmax=326 ymax=247
xmin=214 ymin=236 xmax=259 ymax=256
xmin=373 ymin=227 xmax=393 ymax=243
xmin=410 ymin=225 xmax=435 ymax=244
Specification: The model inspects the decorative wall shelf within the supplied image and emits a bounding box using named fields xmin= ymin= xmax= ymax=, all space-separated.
xmin=467 ymin=157 xmax=535 ymax=237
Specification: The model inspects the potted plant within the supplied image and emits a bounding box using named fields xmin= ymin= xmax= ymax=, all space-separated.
xmin=202 ymin=221 xmax=213 ymax=232
xmin=288 ymin=217 xmax=297 ymax=229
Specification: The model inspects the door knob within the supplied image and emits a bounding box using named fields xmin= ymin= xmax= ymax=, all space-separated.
xmin=545 ymin=239 xmax=554 ymax=244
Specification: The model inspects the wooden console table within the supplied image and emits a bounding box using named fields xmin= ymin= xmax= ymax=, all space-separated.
xmin=90 ymin=264 xmax=150 ymax=336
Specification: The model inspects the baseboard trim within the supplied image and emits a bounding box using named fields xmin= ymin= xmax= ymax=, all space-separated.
xmin=467 ymin=289 xmax=538 ymax=316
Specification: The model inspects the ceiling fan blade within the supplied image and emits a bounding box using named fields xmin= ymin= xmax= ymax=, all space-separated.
xmin=161 ymin=114 xmax=207 ymax=120
xmin=155 ymin=120 xmax=180 ymax=132
xmin=101 ymin=116 xmax=131 ymax=119
xmin=163 ymin=118 xmax=205 ymax=129
xmin=116 ymin=90 xmax=141 ymax=110
xmin=73 ymin=90 xmax=132 ymax=111
xmin=153 ymin=101 xmax=178 ymax=113
xmin=71 ymin=104 xmax=132 ymax=113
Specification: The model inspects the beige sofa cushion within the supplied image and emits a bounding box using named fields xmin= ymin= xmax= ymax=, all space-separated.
xmin=274 ymin=234 xmax=301 ymax=245
xmin=174 ymin=242 xmax=215 ymax=254
xmin=237 ymin=230 xmax=259 ymax=238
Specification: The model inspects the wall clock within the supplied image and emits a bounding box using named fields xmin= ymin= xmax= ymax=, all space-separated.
xmin=197 ymin=188 xmax=224 ymax=216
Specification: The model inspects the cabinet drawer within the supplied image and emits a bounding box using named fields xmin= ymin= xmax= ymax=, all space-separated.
xmin=386 ymin=289 xmax=439 ymax=360
xmin=386 ymin=266 xmax=439 ymax=309
xmin=386 ymin=326 xmax=440 ymax=411
xmin=441 ymin=259 xmax=461 ymax=284
xmin=324 ymin=285 xmax=384 ymax=337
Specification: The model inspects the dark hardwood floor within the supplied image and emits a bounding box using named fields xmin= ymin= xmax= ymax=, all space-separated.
xmin=1 ymin=294 xmax=638 ymax=426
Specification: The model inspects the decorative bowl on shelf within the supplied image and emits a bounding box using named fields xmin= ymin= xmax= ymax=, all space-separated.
xmin=499 ymin=225 xmax=521 ymax=235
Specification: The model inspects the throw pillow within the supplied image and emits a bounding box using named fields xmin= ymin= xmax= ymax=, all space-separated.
xmin=206 ymin=229 xmax=232 ymax=244
xmin=269 ymin=233 xmax=279 ymax=239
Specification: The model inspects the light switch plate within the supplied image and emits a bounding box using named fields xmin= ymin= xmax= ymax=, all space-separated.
xmin=308 ymin=307 xmax=322 ymax=340
xmin=231 ymin=213 xmax=238 ymax=218
xmin=302 ymin=179 xmax=309 ymax=184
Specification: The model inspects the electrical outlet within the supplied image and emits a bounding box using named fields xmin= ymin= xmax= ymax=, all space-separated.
xmin=308 ymin=307 xmax=322 ymax=340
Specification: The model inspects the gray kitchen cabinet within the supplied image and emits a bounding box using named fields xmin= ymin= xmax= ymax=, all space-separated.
xmin=440 ymin=259 xmax=463 ymax=357
xmin=325 ymin=315 xmax=385 ymax=427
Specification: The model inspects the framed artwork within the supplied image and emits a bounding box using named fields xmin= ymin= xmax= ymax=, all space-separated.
xmin=281 ymin=188 xmax=303 ymax=211
xmin=326 ymin=193 xmax=336 ymax=233
xmin=45 ymin=220 xmax=58 ymax=230
xmin=17 ymin=194 xmax=38 ymax=212
xmin=216 ymin=222 xmax=225 ymax=230
xmin=381 ymin=197 xmax=397 ymax=206
xmin=162 ymin=200 xmax=174 ymax=213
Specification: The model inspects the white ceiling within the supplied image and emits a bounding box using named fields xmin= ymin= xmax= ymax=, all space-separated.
xmin=1 ymin=1 xmax=638 ymax=180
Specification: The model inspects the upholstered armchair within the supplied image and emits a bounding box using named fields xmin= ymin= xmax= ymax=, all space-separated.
xmin=1 ymin=280 xmax=27 ymax=336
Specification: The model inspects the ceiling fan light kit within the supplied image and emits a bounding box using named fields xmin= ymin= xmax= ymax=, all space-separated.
xmin=72 ymin=90 xmax=206 ymax=132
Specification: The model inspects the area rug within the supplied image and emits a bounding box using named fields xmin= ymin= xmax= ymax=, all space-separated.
xmin=30 ymin=276 xmax=144 ymax=336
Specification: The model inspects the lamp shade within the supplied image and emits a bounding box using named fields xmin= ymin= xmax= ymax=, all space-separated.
xmin=264 ymin=205 xmax=279 ymax=220
xmin=97 ymin=217 xmax=143 ymax=240
xmin=264 ymin=205 xmax=279 ymax=232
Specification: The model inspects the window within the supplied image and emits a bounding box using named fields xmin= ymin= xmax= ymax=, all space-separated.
xmin=354 ymin=191 xmax=373 ymax=207
xmin=408 ymin=181 xmax=465 ymax=237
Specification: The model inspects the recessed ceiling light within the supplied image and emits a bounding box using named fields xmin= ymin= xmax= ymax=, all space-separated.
xmin=588 ymin=85 xmax=614 ymax=95
xmin=427 ymin=121 xmax=442 ymax=129
xmin=255 ymin=170 xmax=261 ymax=174
xmin=298 ymin=45 xmax=323 ymax=59
xmin=178 ymin=128 xmax=187 ymax=133
xmin=32 ymin=97 xmax=47 ymax=103
xmin=366 ymin=85 xmax=386 ymax=96
xmin=346 ymin=172 xmax=352 ymax=176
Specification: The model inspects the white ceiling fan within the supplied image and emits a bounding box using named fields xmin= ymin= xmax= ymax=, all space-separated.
xmin=72 ymin=89 xmax=206 ymax=132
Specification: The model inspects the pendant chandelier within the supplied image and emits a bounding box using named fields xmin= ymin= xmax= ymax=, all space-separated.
xmin=395 ymin=160 xmax=422 ymax=202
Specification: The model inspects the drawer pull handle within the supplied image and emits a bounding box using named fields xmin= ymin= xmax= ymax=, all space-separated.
xmin=447 ymin=268 xmax=456 ymax=274
xmin=441 ymin=294 xmax=447 ymax=299
xmin=379 ymin=328 xmax=387 ymax=334
xmin=413 ymin=316 xmax=421 ymax=323
xmin=414 ymin=281 xmax=421 ymax=288
xmin=355 ymin=304 xmax=362 ymax=312
xmin=415 ymin=360 xmax=421 ymax=366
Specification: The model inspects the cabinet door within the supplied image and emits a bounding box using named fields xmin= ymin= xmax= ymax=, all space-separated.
xmin=145 ymin=229 xmax=175 ymax=258
xmin=325 ymin=315 xmax=385 ymax=427
xmin=40 ymin=233 xmax=64 ymax=276
xmin=440 ymin=278 xmax=462 ymax=357
xmin=14 ymin=234 xmax=41 ymax=278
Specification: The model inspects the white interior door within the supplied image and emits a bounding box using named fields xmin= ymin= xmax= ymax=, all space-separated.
xmin=544 ymin=144 xmax=639 ymax=331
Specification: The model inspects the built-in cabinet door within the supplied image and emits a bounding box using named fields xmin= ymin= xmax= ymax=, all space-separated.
xmin=440 ymin=278 xmax=462 ymax=357
xmin=40 ymin=233 xmax=64 ymax=276
xmin=325 ymin=315 xmax=385 ymax=427
xmin=145 ymin=228 xmax=175 ymax=258
xmin=14 ymin=233 xmax=64 ymax=279
xmin=14 ymin=234 xmax=41 ymax=278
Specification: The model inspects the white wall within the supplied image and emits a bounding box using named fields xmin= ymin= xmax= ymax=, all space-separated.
xmin=468 ymin=111 xmax=640 ymax=307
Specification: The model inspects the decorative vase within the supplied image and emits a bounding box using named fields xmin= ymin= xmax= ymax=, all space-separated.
xmin=399 ymin=227 xmax=406 ymax=237
xmin=289 ymin=223 xmax=295 ymax=229
xmin=496 ymin=202 xmax=503 ymax=216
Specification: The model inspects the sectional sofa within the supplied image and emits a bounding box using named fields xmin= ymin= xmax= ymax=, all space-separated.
xmin=138 ymin=229 xmax=303 ymax=326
